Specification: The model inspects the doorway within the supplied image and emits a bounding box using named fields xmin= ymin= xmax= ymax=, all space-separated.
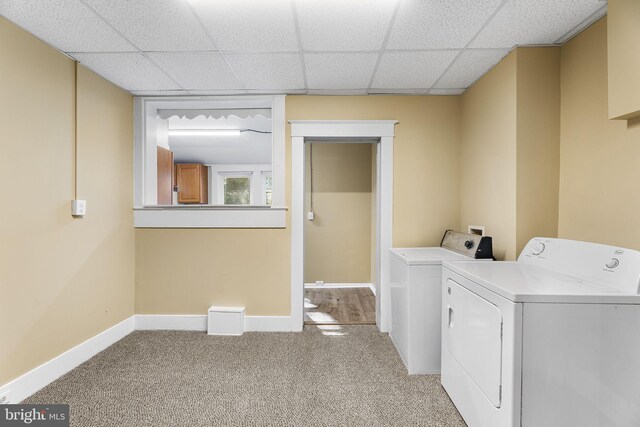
xmin=290 ymin=120 xmax=396 ymax=332
xmin=303 ymin=142 xmax=377 ymax=325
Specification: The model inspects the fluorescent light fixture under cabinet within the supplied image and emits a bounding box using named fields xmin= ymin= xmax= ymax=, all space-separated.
xmin=168 ymin=129 xmax=242 ymax=136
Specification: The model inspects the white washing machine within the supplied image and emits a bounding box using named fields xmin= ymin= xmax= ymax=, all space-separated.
xmin=441 ymin=238 xmax=640 ymax=427
xmin=389 ymin=230 xmax=493 ymax=374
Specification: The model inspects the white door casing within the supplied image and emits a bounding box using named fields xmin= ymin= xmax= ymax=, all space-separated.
xmin=290 ymin=120 xmax=396 ymax=332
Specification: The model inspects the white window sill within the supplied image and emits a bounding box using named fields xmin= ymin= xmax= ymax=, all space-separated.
xmin=133 ymin=206 xmax=287 ymax=228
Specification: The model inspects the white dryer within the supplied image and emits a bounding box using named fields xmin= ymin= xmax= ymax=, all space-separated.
xmin=389 ymin=230 xmax=493 ymax=374
xmin=441 ymin=238 xmax=640 ymax=427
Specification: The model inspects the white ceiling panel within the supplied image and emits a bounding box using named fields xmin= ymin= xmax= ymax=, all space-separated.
xmin=189 ymin=0 xmax=298 ymax=52
xmin=72 ymin=53 xmax=180 ymax=91
xmin=0 ymin=0 xmax=135 ymax=52
xmin=428 ymin=88 xmax=466 ymax=95
xmin=434 ymin=49 xmax=510 ymax=89
xmin=83 ymin=0 xmax=214 ymax=51
xmin=296 ymin=0 xmax=397 ymax=51
xmin=372 ymin=51 xmax=459 ymax=89
xmin=305 ymin=53 xmax=378 ymax=90
xmin=130 ymin=90 xmax=189 ymax=96
xmin=386 ymin=0 xmax=502 ymax=50
xmin=471 ymin=0 xmax=605 ymax=48
xmin=147 ymin=52 xmax=239 ymax=90
xmin=226 ymin=53 xmax=304 ymax=90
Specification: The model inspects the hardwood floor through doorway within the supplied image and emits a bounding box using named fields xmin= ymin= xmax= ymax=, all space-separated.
xmin=304 ymin=287 xmax=376 ymax=325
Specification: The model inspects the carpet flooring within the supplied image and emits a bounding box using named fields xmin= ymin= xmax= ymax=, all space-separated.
xmin=24 ymin=326 xmax=465 ymax=427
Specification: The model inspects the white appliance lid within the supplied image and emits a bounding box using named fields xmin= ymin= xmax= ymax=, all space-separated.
xmin=389 ymin=247 xmax=472 ymax=265
xmin=443 ymin=261 xmax=640 ymax=304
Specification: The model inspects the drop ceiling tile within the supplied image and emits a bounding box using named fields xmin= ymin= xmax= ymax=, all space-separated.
xmin=246 ymin=89 xmax=306 ymax=95
xmin=307 ymin=89 xmax=367 ymax=95
xmin=72 ymin=53 xmax=180 ymax=91
xmin=372 ymin=51 xmax=459 ymax=89
xmin=146 ymin=52 xmax=239 ymax=90
xmin=131 ymin=90 xmax=190 ymax=96
xmin=188 ymin=90 xmax=248 ymax=95
xmin=83 ymin=0 xmax=214 ymax=51
xmin=226 ymin=53 xmax=304 ymax=90
xmin=189 ymin=0 xmax=298 ymax=52
xmin=367 ymin=89 xmax=427 ymax=94
xmin=434 ymin=49 xmax=510 ymax=89
xmin=555 ymin=4 xmax=607 ymax=44
xmin=428 ymin=88 xmax=465 ymax=95
xmin=305 ymin=53 xmax=378 ymax=90
xmin=387 ymin=0 xmax=502 ymax=50
xmin=0 ymin=0 xmax=135 ymax=52
xmin=471 ymin=0 xmax=605 ymax=48
xmin=295 ymin=0 xmax=397 ymax=51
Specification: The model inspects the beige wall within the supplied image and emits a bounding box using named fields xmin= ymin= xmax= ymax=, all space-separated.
xmin=558 ymin=18 xmax=640 ymax=249
xmin=0 ymin=17 xmax=134 ymax=385
xmin=304 ymin=143 xmax=373 ymax=283
xmin=460 ymin=52 xmax=518 ymax=260
xmin=516 ymin=48 xmax=561 ymax=255
xmin=460 ymin=48 xmax=560 ymax=260
xmin=136 ymin=96 xmax=462 ymax=315
xmin=607 ymin=0 xmax=640 ymax=120
xmin=288 ymin=96 xmax=462 ymax=248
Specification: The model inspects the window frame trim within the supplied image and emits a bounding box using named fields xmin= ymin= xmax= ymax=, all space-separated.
xmin=133 ymin=95 xmax=286 ymax=228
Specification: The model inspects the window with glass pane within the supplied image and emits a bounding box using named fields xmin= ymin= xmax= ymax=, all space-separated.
xmin=224 ymin=177 xmax=250 ymax=205
xmin=263 ymin=175 xmax=272 ymax=206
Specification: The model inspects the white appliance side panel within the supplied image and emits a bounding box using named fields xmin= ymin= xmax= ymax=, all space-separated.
xmin=390 ymin=254 xmax=443 ymax=374
xmin=390 ymin=253 xmax=410 ymax=367
xmin=417 ymin=268 xmax=444 ymax=374
xmin=445 ymin=278 xmax=503 ymax=406
xmin=522 ymin=303 xmax=640 ymax=427
xmin=441 ymin=268 xmax=522 ymax=427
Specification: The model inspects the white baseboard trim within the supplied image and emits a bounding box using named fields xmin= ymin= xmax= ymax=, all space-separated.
xmin=134 ymin=314 xmax=293 ymax=333
xmin=0 ymin=316 xmax=135 ymax=404
xmin=135 ymin=314 xmax=207 ymax=331
xmin=304 ymin=282 xmax=377 ymax=295
xmin=1 ymin=313 xmax=294 ymax=403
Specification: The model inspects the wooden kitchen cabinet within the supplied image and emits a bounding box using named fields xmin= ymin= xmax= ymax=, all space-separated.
xmin=176 ymin=164 xmax=208 ymax=204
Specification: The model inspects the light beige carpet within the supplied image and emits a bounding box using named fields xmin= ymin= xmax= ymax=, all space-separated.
xmin=24 ymin=326 xmax=465 ymax=426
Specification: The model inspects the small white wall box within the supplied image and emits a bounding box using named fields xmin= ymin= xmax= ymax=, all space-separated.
xmin=207 ymin=306 xmax=245 ymax=336
xmin=71 ymin=200 xmax=87 ymax=216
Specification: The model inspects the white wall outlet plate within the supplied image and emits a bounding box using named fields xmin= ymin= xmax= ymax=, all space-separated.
xmin=307 ymin=211 xmax=314 ymax=221
xmin=315 ymin=281 xmax=323 ymax=286
xmin=468 ymin=225 xmax=485 ymax=236
xmin=72 ymin=200 xmax=87 ymax=217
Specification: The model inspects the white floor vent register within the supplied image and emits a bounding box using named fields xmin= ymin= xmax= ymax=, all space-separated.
xmin=207 ymin=306 xmax=245 ymax=336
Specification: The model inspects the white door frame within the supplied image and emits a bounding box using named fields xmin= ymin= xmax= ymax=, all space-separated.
xmin=289 ymin=120 xmax=396 ymax=332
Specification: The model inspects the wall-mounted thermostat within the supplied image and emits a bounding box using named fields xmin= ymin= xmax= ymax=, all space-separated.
xmin=72 ymin=200 xmax=87 ymax=217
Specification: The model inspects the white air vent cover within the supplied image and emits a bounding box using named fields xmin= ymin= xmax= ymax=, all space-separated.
xmin=207 ymin=306 xmax=245 ymax=336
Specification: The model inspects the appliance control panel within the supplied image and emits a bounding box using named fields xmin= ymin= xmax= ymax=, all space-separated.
xmin=440 ymin=230 xmax=493 ymax=259
xmin=519 ymin=238 xmax=640 ymax=294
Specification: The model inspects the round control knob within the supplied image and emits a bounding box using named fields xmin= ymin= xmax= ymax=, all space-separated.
xmin=464 ymin=240 xmax=474 ymax=249
xmin=606 ymin=258 xmax=619 ymax=269
xmin=531 ymin=242 xmax=546 ymax=256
